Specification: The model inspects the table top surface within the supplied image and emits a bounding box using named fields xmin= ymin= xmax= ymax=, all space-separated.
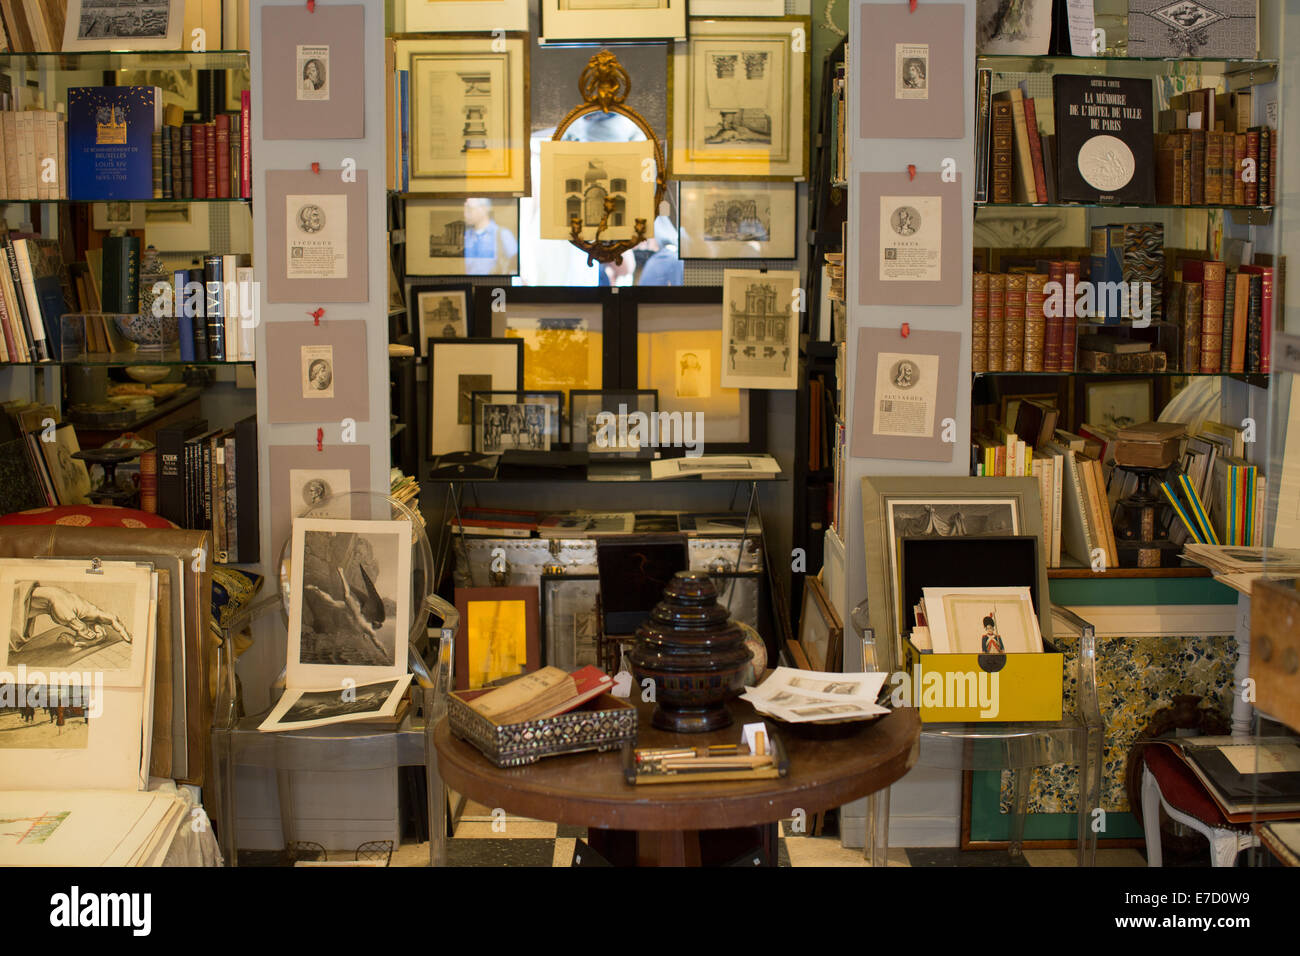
xmin=434 ymin=698 xmax=921 ymax=831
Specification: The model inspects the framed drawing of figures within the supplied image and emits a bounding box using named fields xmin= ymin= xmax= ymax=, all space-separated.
xmin=669 ymin=17 xmax=810 ymax=181
xmin=396 ymin=36 xmax=530 ymax=197
xmin=720 ymin=269 xmax=800 ymax=390
xmin=399 ymin=0 xmax=528 ymax=32
xmin=541 ymin=0 xmax=686 ymax=43
xmin=678 ymin=181 xmax=797 ymax=259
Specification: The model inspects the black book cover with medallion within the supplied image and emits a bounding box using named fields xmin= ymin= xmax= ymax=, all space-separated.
xmin=1052 ymin=74 xmax=1156 ymax=205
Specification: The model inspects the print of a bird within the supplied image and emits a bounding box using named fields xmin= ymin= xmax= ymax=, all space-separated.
xmin=303 ymin=566 xmax=389 ymax=660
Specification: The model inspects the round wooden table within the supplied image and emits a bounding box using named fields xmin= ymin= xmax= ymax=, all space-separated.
xmin=434 ymin=698 xmax=921 ymax=865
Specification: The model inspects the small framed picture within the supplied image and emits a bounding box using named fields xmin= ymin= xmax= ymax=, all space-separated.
xmin=92 ymin=201 xmax=145 ymax=231
xmin=408 ymin=284 xmax=472 ymax=352
xmin=797 ymin=576 xmax=844 ymax=672
xmin=1084 ymin=379 xmax=1154 ymax=431
xmin=541 ymin=0 xmax=685 ymax=42
xmin=428 ymin=338 xmax=524 ymax=457
xmin=541 ymin=573 xmax=601 ymax=671
xmin=721 ymin=268 xmax=800 ymax=390
xmin=301 ymin=345 xmax=335 ymax=399
xmin=539 ymin=141 xmax=657 ymax=242
xmin=922 ymin=586 xmax=1044 ymax=655
xmin=678 ymin=181 xmax=797 ymax=260
xmin=454 ymin=586 xmax=541 ymax=690
xmin=471 ymin=390 xmax=564 ymax=454
xmin=62 ymin=0 xmax=184 ymax=51
xmin=405 ymin=198 xmax=520 ymax=277
xmin=570 ymin=389 xmax=660 ymax=459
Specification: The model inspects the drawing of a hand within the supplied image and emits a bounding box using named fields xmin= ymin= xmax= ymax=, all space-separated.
xmin=29 ymin=586 xmax=131 ymax=647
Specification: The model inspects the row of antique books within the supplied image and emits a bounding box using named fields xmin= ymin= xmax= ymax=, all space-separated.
xmin=0 ymin=230 xmax=66 ymax=362
xmin=971 ymin=264 xmax=1078 ymax=374
xmin=151 ymin=415 xmax=259 ymax=565
xmin=1168 ymin=258 xmax=1278 ymax=376
xmin=150 ymin=99 xmax=252 ymax=201
xmin=0 ymin=105 xmax=66 ymax=200
xmin=1155 ymin=86 xmax=1275 ymax=206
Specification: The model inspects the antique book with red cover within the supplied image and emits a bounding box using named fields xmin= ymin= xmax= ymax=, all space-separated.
xmin=990 ymin=99 xmax=1015 ymax=204
xmin=1003 ymin=272 xmax=1027 ymax=372
xmin=972 ymin=272 xmax=989 ymax=374
xmin=1023 ymin=273 xmax=1048 ymax=372
xmin=1044 ymin=260 xmax=1066 ymax=372
xmin=987 ymin=273 xmax=1006 ymax=371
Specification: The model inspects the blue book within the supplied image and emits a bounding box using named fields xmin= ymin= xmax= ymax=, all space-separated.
xmin=67 ymin=87 xmax=162 ymax=200
xmin=1088 ymin=225 xmax=1125 ymax=325
xmin=174 ymin=270 xmax=194 ymax=361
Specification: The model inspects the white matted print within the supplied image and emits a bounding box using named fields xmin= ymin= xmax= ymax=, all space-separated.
xmin=62 ymin=0 xmax=184 ymax=51
xmin=287 ymin=518 xmax=412 ymax=688
xmin=300 ymin=345 xmax=335 ymax=399
xmin=679 ymin=181 xmax=796 ymax=259
xmin=289 ymin=469 xmax=352 ymax=518
xmin=540 ymin=141 xmax=656 ymax=243
xmin=399 ymin=0 xmax=528 ymax=32
xmin=720 ymin=269 xmax=799 ymax=390
xmin=923 ymin=586 xmax=1043 ymax=654
xmin=0 ymin=559 xmax=154 ymax=688
xmin=690 ymin=0 xmax=784 ymax=15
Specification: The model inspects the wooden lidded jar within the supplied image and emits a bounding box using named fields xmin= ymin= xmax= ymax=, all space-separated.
xmin=629 ymin=570 xmax=751 ymax=733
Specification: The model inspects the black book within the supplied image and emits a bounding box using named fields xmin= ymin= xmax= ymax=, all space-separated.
xmin=203 ymin=254 xmax=225 ymax=361
xmin=1 ymin=237 xmax=46 ymax=361
xmin=974 ymin=68 xmax=992 ymax=204
xmin=233 ymin=414 xmax=260 ymax=563
xmin=155 ymin=417 xmax=208 ymax=527
xmin=1052 ymin=74 xmax=1156 ymax=205
xmin=0 ymin=436 xmax=49 ymax=516
xmin=186 ymin=266 xmax=208 ymax=361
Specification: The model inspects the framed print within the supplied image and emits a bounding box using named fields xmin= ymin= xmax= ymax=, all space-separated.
xmin=399 ymin=0 xmax=528 ymax=33
xmin=62 ymin=0 xmax=184 ymax=51
xmin=428 ymin=338 xmax=524 ymax=456
xmin=143 ymin=202 xmax=210 ymax=251
xmin=265 ymin=170 xmax=369 ymax=303
xmin=669 ymin=17 xmax=810 ymax=181
xmin=629 ymin=287 xmax=765 ymax=453
xmin=860 ymin=476 xmax=1049 ymax=666
xmin=260 ymin=4 xmax=366 ymax=140
xmin=1084 ymin=379 xmax=1154 ymax=430
xmin=571 ymin=389 xmax=659 ymax=459
xmin=405 ymin=198 xmax=520 ymax=277
xmin=454 ymin=586 xmax=541 ymax=690
xmin=268 ymin=444 xmax=371 ymax=561
xmin=678 ymin=180 xmax=797 ymax=259
xmin=720 ymin=269 xmax=800 ymax=390
xmin=857 ymin=3 xmax=967 ymax=140
xmin=922 ymin=586 xmax=1043 ymax=655
xmin=92 ymin=201 xmax=145 ymax=231
xmin=850 ymin=326 xmax=963 ymax=462
xmin=540 ymin=141 xmax=656 ymax=243
xmin=286 ymin=518 xmax=412 ymax=687
xmin=396 ymin=36 xmax=530 ymax=197
xmin=476 ymin=287 xmax=610 ymax=408
xmin=408 ymin=284 xmax=472 ymax=351
xmin=541 ymin=0 xmax=686 ymax=43
xmin=472 ymin=391 xmax=563 ymax=454
xmin=541 ymin=573 xmax=601 ymax=671
xmin=690 ymin=0 xmax=784 ymax=15
xmin=797 ymin=575 xmax=843 ymax=672
xmin=265 ymin=320 xmax=370 ymax=424
xmin=856 ymin=171 xmax=963 ymax=306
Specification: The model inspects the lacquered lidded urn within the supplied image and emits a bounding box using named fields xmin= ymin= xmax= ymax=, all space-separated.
xmin=628 ymin=571 xmax=751 ymax=733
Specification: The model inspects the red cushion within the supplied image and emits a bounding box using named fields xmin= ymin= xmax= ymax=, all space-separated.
xmin=0 ymin=505 xmax=177 ymax=530
xmin=1143 ymin=744 xmax=1233 ymax=828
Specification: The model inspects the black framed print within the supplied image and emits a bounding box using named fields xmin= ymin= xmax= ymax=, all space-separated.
xmin=427 ymin=338 xmax=524 ymax=457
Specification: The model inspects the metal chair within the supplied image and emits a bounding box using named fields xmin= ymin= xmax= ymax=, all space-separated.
xmin=354 ymin=840 xmax=394 ymax=864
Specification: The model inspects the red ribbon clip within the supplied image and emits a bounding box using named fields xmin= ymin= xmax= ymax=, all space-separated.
xmin=901 ymin=322 xmax=910 ymax=338
xmin=909 ymin=0 xmax=917 ymax=11
xmin=307 ymin=0 xmax=316 ymax=12
xmin=907 ymin=164 xmax=916 ymax=181
xmin=316 ymin=428 xmax=324 ymax=452
xmin=309 ymin=307 xmax=325 ymax=326
xmin=311 ymin=162 xmax=320 ymax=174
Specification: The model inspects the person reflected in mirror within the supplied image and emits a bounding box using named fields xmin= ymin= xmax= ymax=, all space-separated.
xmin=462 ymin=198 xmax=519 ymax=276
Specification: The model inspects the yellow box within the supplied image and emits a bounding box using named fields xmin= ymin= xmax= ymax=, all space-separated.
xmin=902 ymin=640 xmax=1063 ymax=722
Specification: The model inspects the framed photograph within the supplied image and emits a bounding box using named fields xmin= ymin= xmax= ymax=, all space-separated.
xmin=628 ymin=287 xmax=765 ymax=454
xmin=475 ymin=287 xmax=610 ymax=409
xmin=678 ymin=181 xmax=797 ymax=259
xmin=265 ymin=170 xmax=369 ymax=302
xmin=400 ymin=0 xmax=528 ymax=32
xmin=408 ymin=284 xmax=472 ymax=351
xmin=454 ymin=586 xmax=541 ymax=690
xmin=264 ymin=320 xmax=370 ymax=424
xmin=396 ymin=36 xmax=530 ymax=196
xmin=922 ymin=586 xmax=1044 ymax=655
xmin=259 ymin=4 xmax=366 ymax=140
xmin=405 ymin=198 xmax=520 ymax=277
xmin=720 ymin=268 xmax=800 ymax=390
xmin=856 ymin=3 xmax=967 ymax=140
xmin=571 ymin=389 xmax=659 ymax=459
xmin=1084 ymin=379 xmax=1154 ymax=431
xmin=669 ymin=17 xmax=810 ymax=181
xmin=472 ymin=390 xmax=563 ymax=454
xmin=860 ymin=476 xmax=1049 ymax=666
xmin=286 ymin=518 xmax=413 ymax=687
xmin=540 ymin=141 xmax=657 ymax=243
xmin=428 ymin=338 xmax=524 ymax=456
xmin=541 ymin=573 xmax=601 ymax=671
xmin=541 ymin=0 xmax=686 ymax=43
xmin=62 ymin=0 xmax=184 ymax=51
xmin=856 ymin=170 xmax=963 ymax=306
xmin=143 ymin=202 xmax=210 ymax=251
xmin=797 ymin=575 xmax=843 ymax=672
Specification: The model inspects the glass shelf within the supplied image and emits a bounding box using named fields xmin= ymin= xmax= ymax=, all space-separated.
xmin=976 ymin=201 xmax=1274 ymax=212
xmin=0 ymin=196 xmax=251 ymax=204
xmin=0 ymin=50 xmax=250 ymax=71
xmin=10 ymin=356 xmax=255 ymax=367
xmin=975 ymin=370 xmax=1268 ymax=385
xmin=977 ymin=53 xmax=1277 ymax=79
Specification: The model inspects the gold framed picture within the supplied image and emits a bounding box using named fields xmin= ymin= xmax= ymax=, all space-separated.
xmin=669 ymin=17 xmax=811 ymax=181
xmin=541 ymin=0 xmax=686 ymax=43
xmin=454 ymin=586 xmax=541 ymax=690
xmin=396 ymin=35 xmax=530 ymax=197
